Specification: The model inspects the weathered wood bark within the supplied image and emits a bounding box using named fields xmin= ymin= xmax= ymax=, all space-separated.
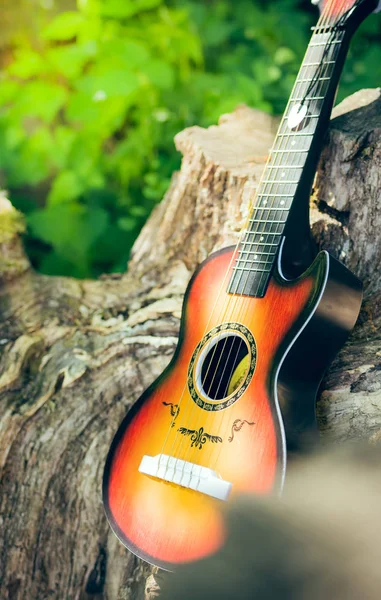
xmin=1 ymin=89 xmax=381 ymax=600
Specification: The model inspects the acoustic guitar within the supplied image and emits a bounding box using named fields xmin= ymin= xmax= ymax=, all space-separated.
xmin=103 ymin=0 xmax=379 ymax=571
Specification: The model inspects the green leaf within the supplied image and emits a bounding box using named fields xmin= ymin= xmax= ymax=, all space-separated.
xmin=46 ymin=42 xmax=97 ymax=80
xmin=27 ymin=203 xmax=109 ymax=263
xmin=75 ymin=69 xmax=140 ymax=98
xmin=77 ymin=0 xmax=99 ymax=15
xmin=117 ymin=216 xmax=136 ymax=231
xmin=99 ymin=0 xmax=162 ymax=19
xmin=141 ymin=59 xmax=174 ymax=89
xmin=7 ymin=50 xmax=47 ymax=79
xmin=42 ymin=11 xmax=86 ymax=41
xmin=47 ymin=171 xmax=84 ymax=205
xmin=65 ymin=132 xmax=101 ymax=176
xmin=274 ymin=47 xmax=296 ymax=66
xmin=100 ymin=39 xmax=150 ymax=69
xmin=4 ymin=125 xmax=25 ymax=150
xmin=89 ymin=223 xmax=132 ymax=271
xmin=129 ymin=205 xmax=147 ymax=217
xmin=15 ymin=127 xmax=55 ymax=185
xmin=53 ymin=126 xmax=76 ymax=170
xmin=65 ymin=91 xmax=100 ymax=124
xmin=66 ymin=93 xmax=130 ymax=138
xmin=11 ymin=81 xmax=67 ymax=123
xmin=0 ymin=79 xmax=19 ymax=106
xmin=38 ymin=251 xmax=78 ymax=278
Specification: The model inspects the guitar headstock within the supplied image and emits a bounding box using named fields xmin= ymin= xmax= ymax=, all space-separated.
xmin=312 ymin=0 xmax=381 ymax=29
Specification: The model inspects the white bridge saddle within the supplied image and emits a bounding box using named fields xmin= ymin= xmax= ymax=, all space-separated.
xmin=138 ymin=454 xmax=232 ymax=501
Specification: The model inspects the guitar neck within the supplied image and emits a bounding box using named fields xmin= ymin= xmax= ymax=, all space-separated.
xmin=265 ymin=27 xmax=350 ymax=197
xmin=228 ymin=25 xmax=353 ymax=299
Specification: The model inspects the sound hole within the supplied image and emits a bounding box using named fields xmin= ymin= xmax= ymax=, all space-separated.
xmin=199 ymin=334 xmax=249 ymax=400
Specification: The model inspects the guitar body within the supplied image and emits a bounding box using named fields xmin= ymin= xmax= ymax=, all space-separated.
xmin=103 ymin=0 xmax=380 ymax=573
xmin=103 ymin=245 xmax=362 ymax=570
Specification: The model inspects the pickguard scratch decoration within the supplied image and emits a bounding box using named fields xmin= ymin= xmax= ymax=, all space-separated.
xmin=228 ymin=419 xmax=255 ymax=443
xmin=178 ymin=426 xmax=223 ymax=450
xmin=162 ymin=401 xmax=179 ymax=426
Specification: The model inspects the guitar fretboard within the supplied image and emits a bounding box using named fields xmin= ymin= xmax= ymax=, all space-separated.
xmin=228 ymin=28 xmax=346 ymax=298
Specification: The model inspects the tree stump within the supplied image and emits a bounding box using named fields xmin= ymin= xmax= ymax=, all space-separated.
xmin=1 ymin=89 xmax=381 ymax=600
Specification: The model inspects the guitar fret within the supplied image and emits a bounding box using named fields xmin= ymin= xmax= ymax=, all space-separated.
xmin=248 ymin=219 xmax=287 ymax=228
xmin=271 ymin=148 xmax=308 ymax=154
xmin=284 ymin=115 xmax=320 ymax=120
xmin=262 ymin=180 xmax=299 ymax=184
xmin=302 ymin=61 xmax=335 ymax=67
xmin=233 ymin=266 xmax=272 ymax=273
xmin=296 ymin=77 xmax=330 ymax=83
xmin=237 ymin=250 xmax=276 ymax=257
xmin=278 ymin=132 xmax=316 ymax=141
xmin=240 ymin=240 xmax=279 ymax=247
xmin=249 ymin=209 xmax=289 ymax=216
xmin=276 ymin=132 xmax=312 ymax=138
xmin=236 ymin=257 xmax=273 ymax=265
xmin=245 ymin=237 xmax=282 ymax=245
xmin=279 ymin=115 xmax=320 ymax=120
xmin=245 ymin=228 xmax=282 ymax=234
xmin=256 ymin=193 xmax=295 ymax=197
xmin=291 ymin=96 xmax=325 ymax=102
xmin=311 ymin=25 xmax=345 ymax=32
xmin=249 ymin=206 xmax=289 ymax=214
xmin=244 ymin=229 xmax=283 ymax=234
xmin=272 ymin=144 xmax=311 ymax=153
xmin=269 ymin=165 xmax=304 ymax=169
xmin=235 ymin=262 xmax=272 ymax=269
xmin=309 ymin=40 xmax=342 ymax=47
xmin=250 ymin=212 xmax=289 ymax=219
xmin=246 ymin=219 xmax=286 ymax=224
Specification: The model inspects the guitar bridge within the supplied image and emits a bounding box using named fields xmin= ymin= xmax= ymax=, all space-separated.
xmin=138 ymin=454 xmax=232 ymax=501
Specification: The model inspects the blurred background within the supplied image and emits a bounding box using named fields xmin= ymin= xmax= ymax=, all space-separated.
xmin=1 ymin=0 xmax=380 ymax=279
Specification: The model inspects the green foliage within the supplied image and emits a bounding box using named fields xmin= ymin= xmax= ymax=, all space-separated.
xmin=0 ymin=0 xmax=380 ymax=277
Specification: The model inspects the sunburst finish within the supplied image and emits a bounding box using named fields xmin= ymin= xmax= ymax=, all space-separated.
xmin=103 ymin=247 xmax=348 ymax=569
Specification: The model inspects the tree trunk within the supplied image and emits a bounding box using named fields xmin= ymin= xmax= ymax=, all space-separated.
xmin=1 ymin=89 xmax=381 ymax=600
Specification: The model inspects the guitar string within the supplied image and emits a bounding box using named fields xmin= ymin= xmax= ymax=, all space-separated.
xmin=299 ymin=1 xmax=353 ymax=104
xmin=198 ymin=0 xmax=348 ymax=410
xmin=207 ymin=0 xmax=363 ymax=477
xmin=170 ymin=49 xmax=323 ymax=466
xmin=207 ymin=0 xmax=349 ymax=472
xmin=194 ymin=11 xmax=341 ymax=401
xmin=244 ymin=0 xmax=347 ymax=310
xmin=152 ymin=0 xmax=358 ymax=486
xmin=206 ymin=0 xmax=365 ymax=475
xmin=244 ymin=0 xmax=352 ymax=304
xmin=173 ymin=0 xmax=341 ymax=469
xmin=205 ymin=0 xmax=354 ymax=472
xmin=250 ymin=0 xmax=349 ymax=295
xmin=206 ymin=33 xmax=338 ymax=401
xmin=186 ymin=0 xmax=348 ymax=468
xmin=201 ymin=0 xmax=347 ymax=451
xmin=203 ymin=1 xmax=343 ymax=471
xmin=168 ymin=0 xmax=342 ymax=470
xmin=158 ymin=0 xmax=347 ymax=476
